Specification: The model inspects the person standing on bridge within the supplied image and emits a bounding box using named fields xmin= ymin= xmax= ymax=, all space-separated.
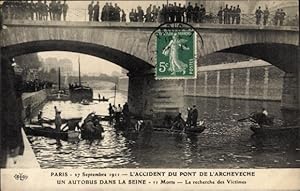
xmin=223 ymin=4 xmax=229 ymax=24
xmin=62 ymin=0 xmax=68 ymax=21
xmin=263 ymin=7 xmax=269 ymax=26
xmin=49 ymin=0 xmax=54 ymax=20
xmin=36 ymin=0 xmax=43 ymax=20
xmin=231 ymin=7 xmax=237 ymax=24
xmin=199 ymin=4 xmax=206 ymax=23
xmin=217 ymin=7 xmax=223 ymax=24
xmin=186 ymin=2 xmax=193 ymax=23
xmin=88 ymin=1 xmax=94 ymax=21
xmin=42 ymin=0 xmax=49 ymax=21
xmin=279 ymin=9 xmax=286 ymax=26
xmin=57 ymin=0 xmax=63 ymax=21
xmin=121 ymin=9 xmax=126 ymax=22
xmin=255 ymin=6 xmax=263 ymax=25
xmin=193 ymin=3 xmax=200 ymax=23
xmin=236 ymin=5 xmax=241 ymax=24
xmin=29 ymin=0 xmax=35 ymax=20
xmin=93 ymin=1 xmax=100 ymax=21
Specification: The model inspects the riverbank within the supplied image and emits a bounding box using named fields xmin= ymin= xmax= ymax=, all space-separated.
xmin=6 ymin=90 xmax=47 ymax=168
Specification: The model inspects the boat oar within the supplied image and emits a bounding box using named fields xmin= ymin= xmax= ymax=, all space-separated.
xmin=237 ymin=117 xmax=250 ymax=122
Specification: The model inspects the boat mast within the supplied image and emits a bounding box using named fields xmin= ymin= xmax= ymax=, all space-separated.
xmin=58 ymin=67 xmax=61 ymax=90
xmin=78 ymin=55 xmax=81 ymax=86
xmin=114 ymin=83 xmax=116 ymax=106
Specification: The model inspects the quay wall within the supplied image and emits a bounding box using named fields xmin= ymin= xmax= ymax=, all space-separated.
xmin=184 ymin=60 xmax=284 ymax=101
xmin=6 ymin=90 xmax=46 ymax=168
xmin=22 ymin=90 xmax=47 ymax=118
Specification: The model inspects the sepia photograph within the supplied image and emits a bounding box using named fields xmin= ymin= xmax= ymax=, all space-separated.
xmin=0 ymin=0 xmax=299 ymax=189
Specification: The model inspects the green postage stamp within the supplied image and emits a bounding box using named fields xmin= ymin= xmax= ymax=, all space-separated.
xmin=156 ymin=30 xmax=197 ymax=80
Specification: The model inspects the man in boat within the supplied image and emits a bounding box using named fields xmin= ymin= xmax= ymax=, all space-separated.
xmin=250 ymin=108 xmax=272 ymax=126
xmin=115 ymin=104 xmax=122 ymax=125
xmin=171 ymin=113 xmax=185 ymax=130
xmin=122 ymin=102 xmax=131 ymax=130
xmin=55 ymin=111 xmax=62 ymax=132
xmin=191 ymin=105 xmax=198 ymax=127
xmin=186 ymin=107 xmax=192 ymax=127
xmin=37 ymin=110 xmax=44 ymax=124
xmin=82 ymin=114 xmax=104 ymax=136
xmin=108 ymin=103 xmax=114 ymax=124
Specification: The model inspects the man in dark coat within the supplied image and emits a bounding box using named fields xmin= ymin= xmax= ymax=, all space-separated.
xmin=93 ymin=1 xmax=100 ymax=21
xmin=191 ymin=105 xmax=198 ymax=127
xmin=88 ymin=1 xmax=94 ymax=21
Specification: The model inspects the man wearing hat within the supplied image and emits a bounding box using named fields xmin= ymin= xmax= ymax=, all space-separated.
xmin=54 ymin=107 xmax=62 ymax=132
xmin=191 ymin=105 xmax=198 ymax=127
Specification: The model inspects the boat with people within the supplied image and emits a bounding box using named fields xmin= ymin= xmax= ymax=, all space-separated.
xmin=238 ymin=108 xmax=300 ymax=136
xmin=24 ymin=124 xmax=80 ymax=141
xmin=250 ymin=124 xmax=300 ymax=136
xmin=80 ymin=112 xmax=104 ymax=139
xmin=113 ymin=115 xmax=206 ymax=135
xmin=25 ymin=112 xmax=105 ymax=140
xmin=30 ymin=117 xmax=83 ymax=125
xmin=98 ymin=97 xmax=109 ymax=102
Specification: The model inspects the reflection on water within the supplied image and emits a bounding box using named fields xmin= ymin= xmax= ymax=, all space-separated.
xmin=28 ymin=91 xmax=300 ymax=168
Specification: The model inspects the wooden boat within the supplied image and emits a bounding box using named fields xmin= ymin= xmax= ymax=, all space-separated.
xmin=70 ymin=86 xmax=93 ymax=102
xmin=113 ymin=117 xmax=206 ymax=135
xmin=30 ymin=117 xmax=82 ymax=125
xmin=69 ymin=56 xmax=93 ymax=102
xmin=250 ymin=125 xmax=300 ymax=136
xmin=154 ymin=125 xmax=206 ymax=135
xmin=98 ymin=98 xmax=109 ymax=102
xmin=24 ymin=124 xmax=80 ymax=141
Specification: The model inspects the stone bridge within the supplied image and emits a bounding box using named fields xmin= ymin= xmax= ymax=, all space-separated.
xmin=1 ymin=20 xmax=299 ymax=117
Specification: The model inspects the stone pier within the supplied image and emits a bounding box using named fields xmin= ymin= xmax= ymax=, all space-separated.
xmin=128 ymin=72 xmax=184 ymax=118
xmin=281 ymin=73 xmax=299 ymax=122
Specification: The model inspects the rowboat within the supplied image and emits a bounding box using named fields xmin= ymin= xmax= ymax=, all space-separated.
xmin=154 ymin=125 xmax=206 ymax=135
xmin=24 ymin=124 xmax=80 ymax=141
xmin=98 ymin=98 xmax=109 ymax=102
xmin=30 ymin=117 xmax=82 ymax=125
xmin=250 ymin=124 xmax=300 ymax=136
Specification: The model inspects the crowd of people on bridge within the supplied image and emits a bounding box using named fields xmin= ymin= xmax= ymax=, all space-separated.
xmin=254 ymin=6 xmax=286 ymax=26
xmin=0 ymin=0 xmax=293 ymax=26
xmin=1 ymin=0 xmax=69 ymax=21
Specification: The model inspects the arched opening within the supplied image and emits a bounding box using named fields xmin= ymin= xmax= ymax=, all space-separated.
xmin=219 ymin=43 xmax=299 ymax=73
xmin=1 ymin=40 xmax=154 ymax=73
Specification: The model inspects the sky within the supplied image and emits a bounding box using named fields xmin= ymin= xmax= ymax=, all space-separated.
xmin=38 ymin=51 xmax=125 ymax=75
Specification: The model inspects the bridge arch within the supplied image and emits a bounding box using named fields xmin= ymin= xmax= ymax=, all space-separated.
xmin=1 ymin=40 xmax=153 ymax=73
xmin=218 ymin=43 xmax=299 ymax=73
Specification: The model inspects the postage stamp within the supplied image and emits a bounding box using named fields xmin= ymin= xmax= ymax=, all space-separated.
xmin=155 ymin=30 xmax=197 ymax=80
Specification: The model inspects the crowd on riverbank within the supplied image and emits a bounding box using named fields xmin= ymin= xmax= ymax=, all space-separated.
xmin=23 ymin=79 xmax=53 ymax=93
xmin=0 ymin=0 xmax=295 ymax=26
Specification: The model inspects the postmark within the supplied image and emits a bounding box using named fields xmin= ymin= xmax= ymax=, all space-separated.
xmin=147 ymin=22 xmax=203 ymax=80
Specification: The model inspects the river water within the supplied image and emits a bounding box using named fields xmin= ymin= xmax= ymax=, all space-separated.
xmin=27 ymin=90 xmax=300 ymax=168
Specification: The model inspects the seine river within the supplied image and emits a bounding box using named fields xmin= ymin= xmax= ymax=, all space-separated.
xmin=27 ymin=90 xmax=300 ymax=168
